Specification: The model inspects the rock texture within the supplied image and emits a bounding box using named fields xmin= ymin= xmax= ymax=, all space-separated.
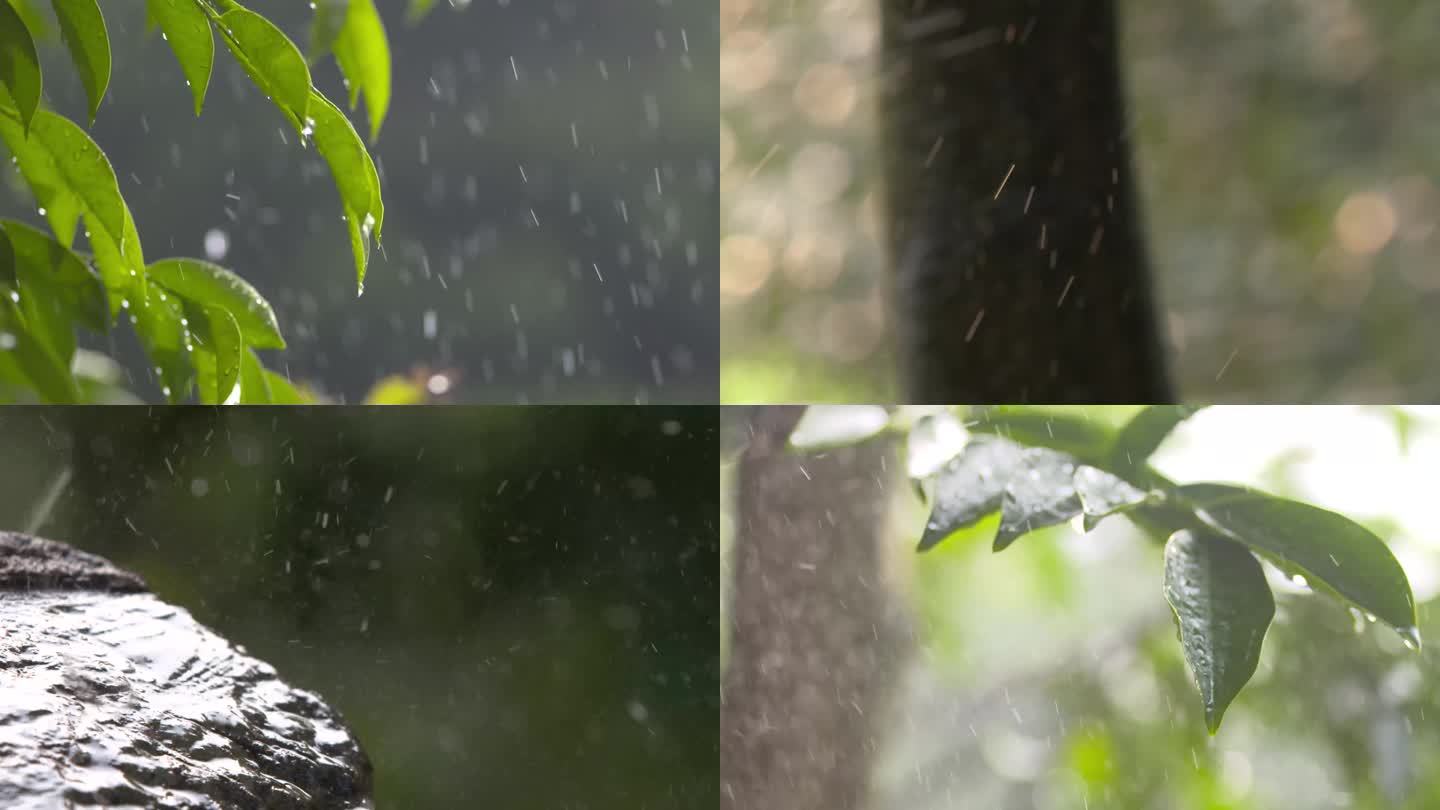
xmin=0 ymin=532 xmax=373 ymax=809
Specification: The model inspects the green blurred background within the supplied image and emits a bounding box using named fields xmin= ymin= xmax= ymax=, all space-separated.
xmin=0 ymin=405 xmax=718 ymax=808
xmin=722 ymin=405 xmax=1440 ymax=809
xmin=721 ymin=0 xmax=1440 ymax=402
xmin=2 ymin=0 xmax=717 ymax=402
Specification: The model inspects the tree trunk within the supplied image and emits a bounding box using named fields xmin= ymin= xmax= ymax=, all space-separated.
xmin=721 ymin=407 xmax=912 ymax=810
xmin=879 ymin=0 xmax=1173 ymax=403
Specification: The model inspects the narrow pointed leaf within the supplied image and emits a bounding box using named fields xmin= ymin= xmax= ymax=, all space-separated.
xmin=307 ymin=89 xmax=383 ymax=289
xmin=50 ymin=0 xmax=111 ymax=124
xmin=1073 ymin=465 xmax=1152 ymax=531
xmin=0 ymin=109 xmax=144 ymax=305
xmin=1109 ymin=405 xmax=1207 ymax=477
xmin=217 ymin=8 xmax=311 ymax=130
xmin=788 ymin=405 xmax=890 ymax=450
xmin=128 ymin=286 xmax=194 ymax=403
xmin=918 ymin=436 xmax=1025 ymax=551
xmin=238 ymin=347 xmax=273 ymax=403
xmin=146 ymin=0 xmax=215 ymax=116
xmin=309 ymin=0 xmax=347 ymax=60
xmin=189 ymin=304 xmax=241 ymax=404
xmin=147 ymin=257 xmax=285 ymax=348
xmin=1178 ymin=483 xmax=1418 ymax=642
xmin=993 ymin=447 xmax=1082 ymax=551
xmin=331 ymin=0 xmax=391 ymax=141
xmin=0 ymin=2 xmax=42 ymax=134
xmin=0 ymin=298 xmax=78 ymax=403
xmin=1 ymin=218 xmax=106 ymax=365
xmin=1163 ymin=529 xmax=1273 ymax=734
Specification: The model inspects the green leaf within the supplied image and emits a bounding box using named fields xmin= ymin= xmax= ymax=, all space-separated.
xmin=1163 ymin=529 xmax=1274 ymax=734
xmin=331 ymin=0 xmax=391 ymax=142
xmin=0 ymin=1 xmax=42 ymax=134
xmin=1109 ymin=405 xmax=1207 ymax=478
xmin=190 ymin=304 xmax=241 ymax=404
xmin=1073 ymin=465 xmax=1152 ymax=531
xmin=128 ymin=286 xmax=194 ymax=403
xmin=993 ymin=447 xmax=1082 ymax=551
xmin=363 ymin=374 xmax=428 ymax=405
xmin=50 ymin=0 xmax=111 ymax=125
xmin=147 ymin=257 xmax=285 ymax=349
xmin=0 ymin=224 xmax=13 ymax=286
xmin=788 ymin=405 xmax=890 ymax=450
xmin=262 ymin=364 xmax=307 ymax=404
xmin=0 ymin=108 xmax=145 ymax=306
xmin=238 ymin=347 xmax=272 ymax=403
xmin=0 ymin=297 xmax=78 ymax=403
xmin=146 ymin=0 xmax=215 ymax=116
xmin=968 ymin=406 xmax=1116 ymax=465
xmin=918 ymin=436 xmax=1025 ymax=551
xmin=1178 ymin=483 xmax=1419 ymax=646
xmin=216 ymin=7 xmax=311 ymax=130
xmin=0 ymin=218 xmax=106 ymax=365
xmin=307 ymin=88 xmax=383 ymax=290
xmin=309 ymin=0 xmax=347 ymax=60
xmin=406 ymin=0 xmax=437 ymax=24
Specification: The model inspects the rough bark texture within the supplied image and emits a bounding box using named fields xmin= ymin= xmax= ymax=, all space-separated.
xmin=880 ymin=0 xmax=1173 ymax=403
xmin=720 ymin=407 xmax=912 ymax=810
xmin=0 ymin=533 xmax=372 ymax=810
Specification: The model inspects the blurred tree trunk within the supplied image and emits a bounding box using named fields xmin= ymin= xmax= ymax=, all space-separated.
xmin=878 ymin=0 xmax=1173 ymax=403
xmin=721 ymin=406 xmax=912 ymax=810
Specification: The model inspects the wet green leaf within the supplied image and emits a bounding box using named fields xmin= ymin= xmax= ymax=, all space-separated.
xmin=1109 ymin=405 xmax=1207 ymax=478
xmin=918 ymin=435 xmax=1025 ymax=551
xmin=1163 ymin=529 xmax=1273 ymax=734
xmin=129 ymin=286 xmax=193 ymax=403
xmin=50 ymin=0 xmax=111 ymax=124
xmin=238 ymin=347 xmax=272 ymax=404
xmin=147 ymin=257 xmax=285 ymax=349
xmin=146 ymin=0 xmax=215 ymax=116
xmin=0 ymin=224 xmax=13 ymax=287
xmin=0 ymin=218 xmax=106 ymax=365
xmin=190 ymin=304 xmax=241 ymax=404
xmin=217 ymin=7 xmax=311 ymax=130
xmin=332 ymin=0 xmax=391 ymax=141
xmin=0 ymin=297 xmax=78 ymax=403
xmin=788 ymin=405 xmax=890 ymax=450
xmin=1073 ymin=464 xmax=1152 ymax=531
xmin=993 ymin=447 xmax=1083 ymax=551
xmin=0 ymin=109 xmax=145 ymax=305
xmin=1179 ymin=483 xmax=1418 ymax=646
xmin=307 ymin=89 xmax=383 ymax=290
xmin=0 ymin=2 xmax=42 ymax=134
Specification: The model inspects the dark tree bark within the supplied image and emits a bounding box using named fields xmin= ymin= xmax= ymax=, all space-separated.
xmin=0 ymin=533 xmax=373 ymax=810
xmin=721 ymin=407 xmax=912 ymax=810
xmin=879 ymin=1 xmax=1173 ymax=403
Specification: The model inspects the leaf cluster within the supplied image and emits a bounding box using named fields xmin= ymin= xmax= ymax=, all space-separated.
xmin=0 ymin=0 xmax=451 ymax=403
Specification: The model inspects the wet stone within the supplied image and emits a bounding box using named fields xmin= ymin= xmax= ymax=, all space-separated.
xmin=0 ymin=533 xmax=372 ymax=809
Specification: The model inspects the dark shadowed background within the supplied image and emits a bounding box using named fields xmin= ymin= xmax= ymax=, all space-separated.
xmin=2 ymin=0 xmax=718 ymax=402
xmin=0 ymin=405 xmax=719 ymax=808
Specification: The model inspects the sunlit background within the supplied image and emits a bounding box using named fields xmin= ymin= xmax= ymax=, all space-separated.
xmin=2 ymin=0 xmax=717 ymax=402
xmin=723 ymin=405 xmax=1440 ymax=809
xmin=721 ymin=1 xmax=1440 ymax=402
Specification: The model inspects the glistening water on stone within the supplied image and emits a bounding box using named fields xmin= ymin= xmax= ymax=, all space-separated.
xmin=0 ymin=532 xmax=373 ymax=810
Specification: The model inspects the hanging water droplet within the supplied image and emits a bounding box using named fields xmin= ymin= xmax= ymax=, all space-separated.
xmin=1350 ymin=608 xmax=1367 ymax=634
xmin=1399 ymin=626 xmax=1422 ymax=652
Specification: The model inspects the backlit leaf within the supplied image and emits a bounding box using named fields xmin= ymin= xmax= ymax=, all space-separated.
xmin=0 ymin=2 xmax=42 ymax=133
xmin=307 ymin=89 xmax=383 ymax=290
xmin=147 ymin=257 xmax=285 ymax=349
xmin=331 ymin=0 xmax=390 ymax=141
xmin=146 ymin=0 xmax=215 ymax=116
xmin=217 ymin=7 xmax=311 ymax=130
xmin=50 ymin=0 xmax=111 ymax=124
